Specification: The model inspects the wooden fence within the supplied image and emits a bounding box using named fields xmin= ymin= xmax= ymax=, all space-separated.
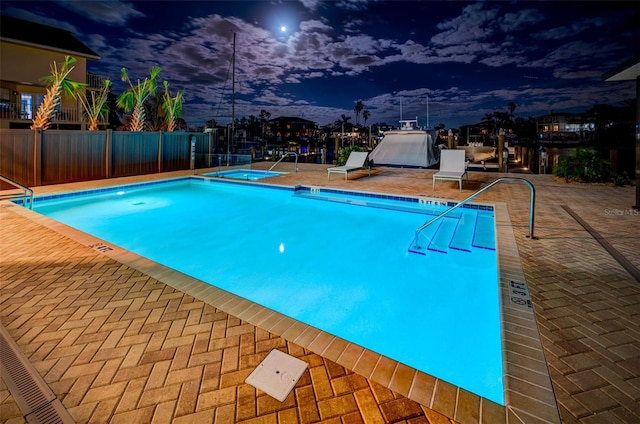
xmin=0 ymin=129 xmax=211 ymax=188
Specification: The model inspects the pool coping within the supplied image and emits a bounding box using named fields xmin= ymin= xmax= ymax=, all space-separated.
xmin=203 ymin=169 xmax=288 ymax=180
xmin=6 ymin=177 xmax=561 ymax=424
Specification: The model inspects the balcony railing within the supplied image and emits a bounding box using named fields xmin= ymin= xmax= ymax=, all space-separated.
xmin=0 ymin=103 xmax=79 ymax=122
xmin=86 ymin=72 xmax=109 ymax=90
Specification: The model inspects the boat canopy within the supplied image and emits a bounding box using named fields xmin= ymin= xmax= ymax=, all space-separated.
xmin=369 ymin=124 xmax=439 ymax=168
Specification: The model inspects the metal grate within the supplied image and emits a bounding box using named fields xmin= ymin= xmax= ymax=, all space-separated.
xmin=0 ymin=324 xmax=75 ymax=423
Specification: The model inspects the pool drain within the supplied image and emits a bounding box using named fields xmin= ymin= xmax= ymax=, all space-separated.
xmin=0 ymin=324 xmax=75 ymax=423
xmin=245 ymin=349 xmax=308 ymax=402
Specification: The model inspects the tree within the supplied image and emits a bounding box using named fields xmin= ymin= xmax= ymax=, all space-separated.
xmin=354 ymin=100 xmax=364 ymax=125
xmin=31 ymin=56 xmax=85 ymax=130
xmin=508 ymin=102 xmax=517 ymax=117
xmin=161 ymin=81 xmax=185 ymax=132
xmin=493 ymin=111 xmax=512 ymax=130
xmin=143 ymin=94 xmax=164 ymax=131
xmin=259 ymin=109 xmax=271 ymax=140
xmin=79 ymin=79 xmax=112 ymax=131
xmin=481 ymin=113 xmax=496 ymax=135
xmin=174 ymin=117 xmax=188 ymax=131
xmin=105 ymin=90 xmax=124 ymax=129
xmin=117 ymin=66 xmax=161 ymax=131
xmin=362 ymin=110 xmax=371 ymax=126
xmin=338 ymin=114 xmax=352 ymax=132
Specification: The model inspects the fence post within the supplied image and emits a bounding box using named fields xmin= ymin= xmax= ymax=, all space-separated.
xmin=190 ymin=135 xmax=196 ymax=170
xmin=33 ymin=129 xmax=42 ymax=186
xmin=105 ymin=129 xmax=112 ymax=179
xmin=158 ymin=131 xmax=163 ymax=173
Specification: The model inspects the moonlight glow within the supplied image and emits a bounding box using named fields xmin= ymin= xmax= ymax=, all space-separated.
xmin=280 ymin=25 xmax=287 ymax=32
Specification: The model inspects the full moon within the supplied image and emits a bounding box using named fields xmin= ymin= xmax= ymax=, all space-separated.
xmin=280 ymin=25 xmax=287 ymax=32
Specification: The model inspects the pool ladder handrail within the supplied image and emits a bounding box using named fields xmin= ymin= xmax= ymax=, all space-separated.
xmin=0 ymin=175 xmax=34 ymax=209
xmin=268 ymin=151 xmax=298 ymax=173
xmin=410 ymin=177 xmax=536 ymax=252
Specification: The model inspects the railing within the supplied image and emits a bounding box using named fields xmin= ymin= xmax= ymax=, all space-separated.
xmin=207 ymin=154 xmax=253 ymax=169
xmin=0 ymin=103 xmax=78 ymax=122
xmin=410 ymin=177 xmax=536 ymax=252
xmin=86 ymin=72 xmax=109 ymax=90
xmin=0 ymin=175 xmax=34 ymax=209
xmin=268 ymin=152 xmax=298 ymax=173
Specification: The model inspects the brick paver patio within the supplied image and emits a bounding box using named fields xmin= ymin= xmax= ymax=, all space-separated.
xmin=1 ymin=163 xmax=639 ymax=423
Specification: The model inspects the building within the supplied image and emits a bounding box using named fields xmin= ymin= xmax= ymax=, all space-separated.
xmin=0 ymin=15 xmax=106 ymax=129
xmin=536 ymin=111 xmax=594 ymax=143
xmin=266 ymin=116 xmax=318 ymax=144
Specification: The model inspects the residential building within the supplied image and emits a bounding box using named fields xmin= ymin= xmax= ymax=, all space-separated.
xmin=266 ymin=116 xmax=318 ymax=144
xmin=536 ymin=110 xmax=595 ymax=143
xmin=0 ymin=15 xmax=106 ymax=130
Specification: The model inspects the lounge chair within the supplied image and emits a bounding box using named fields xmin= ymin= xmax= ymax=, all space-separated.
xmin=327 ymin=151 xmax=370 ymax=180
xmin=433 ymin=149 xmax=468 ymax=191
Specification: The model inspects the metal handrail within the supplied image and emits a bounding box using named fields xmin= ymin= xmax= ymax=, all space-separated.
xmin=268 ymin=151 xmax=298 ymax=173
xmin=410 ymin=177 xmax=536 ymax=252
xmin=0 ymin=175 xmax=34 ymax=209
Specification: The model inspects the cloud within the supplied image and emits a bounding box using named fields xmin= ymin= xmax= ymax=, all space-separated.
xmin=499 ymin=8 xmax=545 ymax=32
xmin=432 ymin=3 xmax=498 ymax=46
xmin=532 ymin=17 xmax=610 ymax=41
xmin=56 ymin=0 xmax=144 ymax=25
xmin=335 ymin=0 xmax=371 ymax=12
xmin=298 ymin=0 xmax=323 ymax=11
xmin=1 ymin=6 xmax=78 ymax=32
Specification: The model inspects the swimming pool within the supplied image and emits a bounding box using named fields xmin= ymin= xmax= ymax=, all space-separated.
xmin=31 ymin=177 xmax=503 ymax=404
xmin=205 ymin=169 xmax=285 ymax=180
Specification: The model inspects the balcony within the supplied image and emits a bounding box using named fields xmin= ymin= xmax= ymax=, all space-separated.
xmin=86 ymin=72 xmax=109 ymax=90
xmin=0 ymin=102 xmax=79 ymax=123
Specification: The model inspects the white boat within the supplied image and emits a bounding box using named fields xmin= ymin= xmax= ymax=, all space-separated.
xmin=369 ymin=117 xmax=439 ymax=168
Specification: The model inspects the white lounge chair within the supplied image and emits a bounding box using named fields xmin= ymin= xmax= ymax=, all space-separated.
xmin=433 ymin=149 xmax=469 ymax=191
xmin=327 ymin=151 xmax=370 ymax=180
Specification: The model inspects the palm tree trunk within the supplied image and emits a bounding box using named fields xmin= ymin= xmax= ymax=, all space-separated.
xmin=30 ymin=84 xmax=61 ymax=130
xmin=131 ymin=105 xmax=146 ymax=131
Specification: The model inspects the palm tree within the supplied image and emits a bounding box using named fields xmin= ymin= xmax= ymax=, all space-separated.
xmin=362 ymin=110 xmax=371 ymax=126
xmin=508 ymin=102 xmax=516 ymax=118
xmin=31 ymin=56 xmax=85 ymax=130
xmin=79 ymin=79 xmax=112 ymax=131
xmin=340 ymin=114 xmax=352 ymax=132
xmin=354 ymin=100 xmax=364 ymax=125
xmin=481 ymin=113 xmax=496 ymax=135
xmin=117 ymin=66 xmax=161 ymax=131
xmin=161 ymin=81 xmax=185 ymax=132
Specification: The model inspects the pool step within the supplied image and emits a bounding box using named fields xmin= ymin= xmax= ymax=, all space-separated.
xmin=427 ymin=217 xmax=458 ymax=253
xmin=293 ymin=192 xmax=454 ymax=216
xmin=472 ymin=212 xmax=496 ymax=250
xmin=408 ymin=221 xmax=442 ymax=255
xmin=410 ymin=209 xmax=496 ymax=254
xmin=449 ymin=211 xmax=478 ymax=252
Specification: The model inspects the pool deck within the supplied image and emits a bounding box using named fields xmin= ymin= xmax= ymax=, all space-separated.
xmin=1 ymin=163 xmax=639 ymax=424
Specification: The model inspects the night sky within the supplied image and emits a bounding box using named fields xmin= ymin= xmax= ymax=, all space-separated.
xmin=3 ymin=0 xmax=638 ymax=129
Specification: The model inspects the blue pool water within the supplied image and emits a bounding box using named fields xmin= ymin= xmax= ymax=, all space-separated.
xmin=32 ymin=177 xmax=504 ymax=404
xmin=205 ymin=169 xmax=284 ymax=180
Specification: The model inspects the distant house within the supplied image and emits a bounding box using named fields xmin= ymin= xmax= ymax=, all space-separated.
xmin=0 ymin=15 xmax=106 ymax=130
xmin=266 ymin=116 xmax=318 ymax=144
xmin=536 ymin=111 xmax=594 ymax=143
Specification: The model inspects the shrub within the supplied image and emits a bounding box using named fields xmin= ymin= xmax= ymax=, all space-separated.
xmin=611 ymin=171 xmax=633 ymax=187
xmin=336 ymin=145 xmax=372 ymax=167
xmin=553 ymin=148 xmax=612 ymax=183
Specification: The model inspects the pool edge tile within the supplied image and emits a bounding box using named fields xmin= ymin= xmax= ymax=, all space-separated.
xmin=495 ymin=202 xmax=561 ymax=424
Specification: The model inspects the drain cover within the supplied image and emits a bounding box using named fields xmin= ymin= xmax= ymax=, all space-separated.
xmin=245 ymin=349 xmax=308 ymax=402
